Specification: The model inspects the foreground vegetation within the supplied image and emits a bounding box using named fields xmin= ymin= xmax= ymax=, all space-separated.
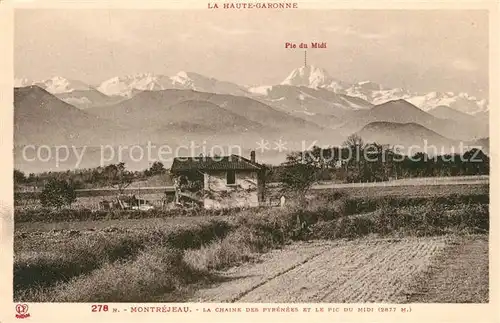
xmin=14 ymin=183 xmax=488 ymax=224
xmin=14 ymin=189 xmax=489 ymax=302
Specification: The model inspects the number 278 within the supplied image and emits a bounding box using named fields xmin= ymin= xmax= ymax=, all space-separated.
xmin=91 ymin=305 xmax=109 ymax=312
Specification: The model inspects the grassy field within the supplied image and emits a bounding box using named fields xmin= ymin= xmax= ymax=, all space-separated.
xmin=15 ymin=215 xmax=236 ymax=233
xmin=329 ymin=183 xmax=488 ymax=198
xmin=14 ymin=183 xmax=488 ymax=224
xmin=15 ymin=178 xmax=488 ymax=210
xmin=13 ymin=183 xmax=489 ymax=303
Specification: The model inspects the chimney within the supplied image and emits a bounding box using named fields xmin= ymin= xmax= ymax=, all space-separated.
xmin=250 ymin=150 xmax=256 ymax=163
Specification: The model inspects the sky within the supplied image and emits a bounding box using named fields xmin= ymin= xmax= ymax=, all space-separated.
xmin=14 ymin=9 xmax=489 ymax=97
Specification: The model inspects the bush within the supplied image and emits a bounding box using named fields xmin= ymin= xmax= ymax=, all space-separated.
xmin=235 ymin=210 xmax=294 ymax=249
xmin=51 ymin=247 xmax=196 ymax=302
xmin=184 ymin=229 xmax=256 ymax=271
xmin=449 ymin=204 xmax=489 ymax=232
xmin=311 ymin=216 xmax=376 ymax=240
xmin=39 ymin=179 xmax=76 ymax=209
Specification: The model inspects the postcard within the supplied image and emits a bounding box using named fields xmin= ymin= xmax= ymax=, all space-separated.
xmin=0 ymin=0 xmax=498 ymax=322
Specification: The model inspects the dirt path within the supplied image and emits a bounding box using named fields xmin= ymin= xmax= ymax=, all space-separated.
xmin=188 ymin=235 xmax=488 ymax=303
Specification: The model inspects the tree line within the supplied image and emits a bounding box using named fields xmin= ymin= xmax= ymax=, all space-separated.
xmin=273 ymin=134 xmax=489 ymax=200
xmin=14 ymin=161 xmax=167 ymax=190
xmin=14 ymin=135 xmax=489 ymax=209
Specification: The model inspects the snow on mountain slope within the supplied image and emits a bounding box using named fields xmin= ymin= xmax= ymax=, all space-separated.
xmin=97 ymin=73 xmax=173 ymax=97
xmin=245 ymin=84 xmax=373 ymax=130
xmin=281 ymin=65 xmax=348 ymax=91
xmin=247 ymin=85 xmax=273 ymax=96
xmin=16 ymin=65 xmax=488 ymax=116
xmin=36 ymin=76 xmax=95 ymax=94
xmin=14 ymin=76 xmax=116 ymax=108
xmin=333 ymin=82 xmax=488 ymax=115
xmin=98 ymin=71 xmax=247 ymax=97
xmin=170 ymin=71 xmax=248 ymax=95
xmin=15 ymin=76 xmax=95 ymax=94
xmin=14 ymin=78 xmax=34 ymax=88
xmin=278 ymin=66 xmax=488 ymax=115
xmin=405 ymin=92 xmax=488 ymax=115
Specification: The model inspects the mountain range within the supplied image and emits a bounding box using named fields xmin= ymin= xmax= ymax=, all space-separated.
xmin=14 ymin=65 xmax=489 ymax=172
xmin=16 ymin=65 xmax=488 ymax=115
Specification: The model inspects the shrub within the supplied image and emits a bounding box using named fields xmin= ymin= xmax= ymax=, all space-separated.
xmin=39 ymin=179 xmax=76 ymax=209
xmin=449 ymin=203 xmax=489 ymax=232
xmin=310 ymin=216 xmax=375 ymax=240
xmin=184 ymin=229 xmax=256 ymax=271
xmin=51 ymin=246 xmax=196 ymax=302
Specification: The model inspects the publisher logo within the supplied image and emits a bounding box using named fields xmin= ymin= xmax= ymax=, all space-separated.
xmin=15 ymin=304 xmax=30 ymax=319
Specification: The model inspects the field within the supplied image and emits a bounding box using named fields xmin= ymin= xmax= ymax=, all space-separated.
xmin=15 ymin=215 xmax=234 ymax=233
xmin=14 ymin=175 xmax=489 ymax=210
xmin=189 ymin=235 xmax=488 ymax=303
xmin=13 ymin=181 xmax=489 ymax=303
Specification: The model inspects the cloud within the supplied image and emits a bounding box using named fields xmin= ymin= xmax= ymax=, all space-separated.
xmin=452 ymin=58 xmax=478 ymax=72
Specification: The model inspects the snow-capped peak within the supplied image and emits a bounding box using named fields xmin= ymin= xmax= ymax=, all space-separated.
xmin=281 ymin=65 xmax=331 ymax=87
xmin=14 ymin=76 xmax=93 ymax=94
xmin=170 ymin=71 xmax=206 ymax=88
xmin=14 ymin=78 xmax=34 ymax=88
xmin=97 ymin=73 xmax=173 ymax=97
xmin=36 ymin=76 xmax=93 ymax=94
xmin=16 ymin=66 xmax=488 ymax=116
xmin=98 ymin=71 xmax=247 ymax=97
xmin=406 ymin=91 xmax=488 ymax=114
xmin=280 ymin=65 xmax=349 ymax=94
xmin=355 ymin=80 xmax=383 ymax=91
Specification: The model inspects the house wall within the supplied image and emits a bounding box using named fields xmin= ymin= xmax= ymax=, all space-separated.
xmin=203 ymin=170 xmax=259 ymax=209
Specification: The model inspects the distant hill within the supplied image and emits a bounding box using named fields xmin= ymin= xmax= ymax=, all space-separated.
xmin=340 ymin=99 xmax=488 ymax=141
xmin=14 ymin=85 xmax=128 ymax=146
xmin=54 ymin=89 xmax=123 ymax=109
xmin=340 ymin=99 xmax=438 ymax=134
xmin=428 ymin=105 xmax=476 ymax=123
xmin=470 ymin=137 xmax=489 ymax=155
xmin=15 ymin=77 xmax=123 ymax=109
xmin=248 ymin=84 xmax=372 ymax=128
xmin=474 ymin=110 xmax=489 ymax=125
xmin=356 ymin=121 xmax=458 ymax=153
xmin=144 ymin=99 xmax=267 ymax=134
xmin=87 ymin=88 xmax=339 ymax=144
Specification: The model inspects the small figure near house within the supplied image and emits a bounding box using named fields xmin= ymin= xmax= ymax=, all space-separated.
xmin=280 ymin=195 xmax=286 ymax=208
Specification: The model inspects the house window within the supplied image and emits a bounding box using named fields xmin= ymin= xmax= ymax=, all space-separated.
xmin=226 ymin=170 xmax=236 ymax=185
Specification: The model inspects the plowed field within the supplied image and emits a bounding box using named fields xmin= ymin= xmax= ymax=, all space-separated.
xmin=188 ymin=235 xmax=488 ymax=303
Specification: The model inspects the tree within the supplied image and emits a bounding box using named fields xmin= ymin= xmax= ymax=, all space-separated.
xmin=39 ymin=179 xmax=77 ymax=209
xmin=342 ymin=134 xmax=366 ymax=182
xmin=278 ymin=151 xmax=320 ymax=206
xmin=343 ymin=133 xmax=365 ymax=149
xmin=145 ymin=161 xmax=166 ymax=176
xmin=14 ymin=169 xmax=26 ymax=184
xmin=100 ymin=162 xmax=134 ymax=195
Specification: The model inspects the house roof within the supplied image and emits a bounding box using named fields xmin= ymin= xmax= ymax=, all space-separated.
xmin=170 ymin=154 xmax=264 ymax=173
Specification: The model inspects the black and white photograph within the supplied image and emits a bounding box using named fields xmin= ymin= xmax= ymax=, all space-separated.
xmin=9 ymin=5 xmax=492 ymax=307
